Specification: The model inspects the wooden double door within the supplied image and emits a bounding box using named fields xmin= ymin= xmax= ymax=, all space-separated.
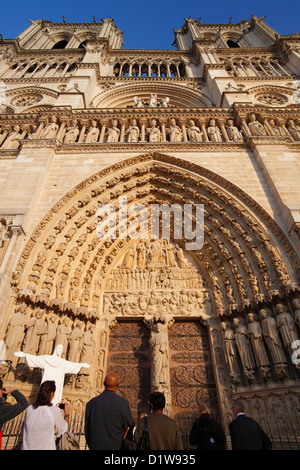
xmin=107 ymin=319 xmax=219 ymax=448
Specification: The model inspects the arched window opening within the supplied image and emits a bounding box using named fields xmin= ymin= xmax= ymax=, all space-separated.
xmin=114 ymin=63 xmax=121 ymax=77
xmin=141 ymin=63 xmax=148 ymax=77
xmin=178 ymin=62 xmax=186 ymax=77
xmin=160 ymin=64 xmax=167 ymax=77
xmin=121 ymin=63 xmax=130 ymax=77
xmin=151 ymin=65 xmax=158 ymax=77
xmin=227 ymin=40 xmax=240 ymax=48
xmin=79 ymin=40 xmax=87 ymax=49
xmin=52 ymin=39 xmax=68 ymax=49
xmin=169 ymin=64 xmax=178 ymax=77
xmin=132 ymin=64 xmax=139 ymax=77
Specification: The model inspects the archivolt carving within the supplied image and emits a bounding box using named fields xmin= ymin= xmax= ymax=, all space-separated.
xmin=10 ymin=153 xmax=299 ymax=327
xmin=91 ymin=82 xmax=213 ymax=108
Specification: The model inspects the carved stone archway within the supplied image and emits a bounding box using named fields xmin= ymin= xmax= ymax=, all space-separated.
xmin=3 ymin=152 xmax=300 ymax=440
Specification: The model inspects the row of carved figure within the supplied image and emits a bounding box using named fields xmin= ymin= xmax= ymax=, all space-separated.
xmin=1 ymin=113 xmax=300 ymax=148
xmin=1 ymin=303 xmax=96 ymax=369
xmin=221 ymin=301 xmax=300 ymax=386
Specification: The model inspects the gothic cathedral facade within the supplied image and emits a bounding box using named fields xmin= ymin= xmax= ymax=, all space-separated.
xmin=0 ymin=15 xmax=300 ymax=448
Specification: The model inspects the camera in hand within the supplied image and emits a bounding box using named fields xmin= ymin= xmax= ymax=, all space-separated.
xmin=58 ymin=403 xmax=65 ymax=410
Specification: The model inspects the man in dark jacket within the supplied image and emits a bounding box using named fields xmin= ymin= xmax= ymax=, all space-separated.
xmin=85 ymin=372 xmax=134 ymax=450
xmin=229 ymin=400 xmax=272 ymax=450
xmin=126 ymin=391 xmax=183 ymax=450
xmin=189 ymin=403 xmax=226 ymax=450
xmin=0 ymin=380 xmax=28 ymax=449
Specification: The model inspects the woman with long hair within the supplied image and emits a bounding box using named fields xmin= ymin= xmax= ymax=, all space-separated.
xmin=21 ymin=380 xmax=70 ymax=450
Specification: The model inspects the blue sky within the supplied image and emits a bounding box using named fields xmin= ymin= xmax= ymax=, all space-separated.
xmin=1 ymin=0 xmax=300 ymax=49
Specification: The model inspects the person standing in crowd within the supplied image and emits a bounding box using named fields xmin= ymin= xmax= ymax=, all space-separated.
xmin=21 ymin=380 xmax=70 ymax=450
xmin=126 ymin=391 xmax=183 ymax=450
xmin=229 ymin=400 xmax=272 ymax=450
xmin=85 ymin=371 xmax=134 ymax=450
xmin=189 ymin=403 xmax=226 ymax=450
xmin=0 ymin=379 xmax=28 ymax=450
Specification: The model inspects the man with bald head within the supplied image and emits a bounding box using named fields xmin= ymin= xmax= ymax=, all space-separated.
xmin=85 ymin=372 xmax=133 ymax=450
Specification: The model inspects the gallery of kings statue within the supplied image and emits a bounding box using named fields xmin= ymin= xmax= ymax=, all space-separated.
xmin=0 ymin=14 xmax=300 ymax=449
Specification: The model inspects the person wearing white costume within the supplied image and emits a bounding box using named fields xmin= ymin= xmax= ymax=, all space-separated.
xmin=14 ymin=344 xmax=90 ymax=405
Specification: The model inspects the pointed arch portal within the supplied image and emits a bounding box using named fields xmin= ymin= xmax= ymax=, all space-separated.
xmin=8 ymin=152 xmax=300 ymax=440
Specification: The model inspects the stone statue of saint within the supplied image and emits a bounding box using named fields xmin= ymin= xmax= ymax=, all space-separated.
xmin=147 ymin=318 xmax=170 ymax=389
xmin=64 ymin=119 xmax=79 ymax=143
xmin=276 ymin=303 xmax=299 ymax=356
xmin=287 ymin=119 xmax=300 ymax=141
xmin=233 ymin=317 xmax=255 ymax=382
xmin=106 ymin=119 xmax=120 ymax=142
xmin=248 ymin=114 xmax=267 ymax=136
xmin=126 ymin=119 xmax=140 ymax=142
xmin=259 ymin=309 xmax=287 ymax=378
xmin=247 ymin=313 xmax=270 ymax=378
xmin=221 ymin=322 xmax=240 ymax=384
xmin=147 ymin=119 xmax=161 ymax=142
xmin=1 ymin=125 xmax=26 ymax=149
xmin=41 ymin=116 xmax=59 ymax=139
xmin=168 ymin=119 xmax=182 ymax=142
xmin=85 ymin=120 xmax=99 ymax=143
xmin=207 ymin=119 xmax=222 ymax=142
xmin=187 ymin=120 xmax=202 ymax=142
xmin=14 ymin=344 xmax=90 ymax=404
xmin=226 ymin=119 xmax=244 ymax=142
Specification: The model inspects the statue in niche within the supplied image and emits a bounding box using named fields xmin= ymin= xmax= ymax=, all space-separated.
xmin=126 ymin=119 xmax=140 ymax=142
xmin=106 ymin=119 xmax=120 ymax=142
xmin=161 ymin=97 xmax=170 ymax=108
xmin=85 ymin=120 xmax=99 ymax=143
xmin=259 ymin=309 xmax=288 ymax=378
xmin=148 ymin=239 xmax=165 ymax=265
xmin=221 ymin=322 xmax=241 ymax=385
xmin=41 ymin=116 xmax=59 ymax=139
xmin=268 ymin=119 xmax=286 ymax=136
xmin=54 ymin=316 xmax=70 ymax=357
xmin=146 ymin=315 xmax=170 ymax=390
xmin=247 ymin=113 xmax=267 ymax=136
xmin=233 ymin=317 xmax=256 ymax=382
xmin=276 ymin=303 xmax=300 ymax=358
xmin=286 ymin=119 xmax=300 ymax=141
xmin=292 ymin=298 xmax=300 ymax=333
xmin=207 ymin=119 xmax=222 ymax=142
xmin=247 ymin=313 xmax=270 ymax=378
xmin=14 ymin=344 xmax=90 ymax=405
xmin=39 ymin=313 xmax=57 ymax=355
xmin=175 ymin=246 xmax=187 ymax=268
xmin=148 ymin=94 xmax=158 ymax=107
xmin=133 ymin=96 xmax=143 ymax=107
xmin=22 ymin=309 xmax=46 ymax=355
xmin=226 ymin=119 xmax=244 ymax=142
xmin=187 ymin=120 xmax=202 ymax=142
xmin=147 ymin=119 xmax=161 ymax=142
xmin=3 ymin=304 xmax=27 ymax=362
xmin=79 ymin=324 xmax=96 ymax=374
xmin=1 ymin=125 xmax=26 ymax=149
xmin=64 ymin=119 xmax=79 ymax=143
xmin=168 ymin=118 xmax=183 ymax=142
xmin=68 ymin=320 xmax=84 ymax=362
